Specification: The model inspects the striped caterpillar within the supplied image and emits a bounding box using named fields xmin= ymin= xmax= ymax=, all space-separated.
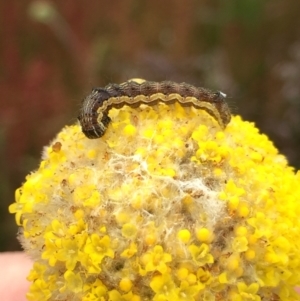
xmin=78 ymin=79 xmax=231 ymax=139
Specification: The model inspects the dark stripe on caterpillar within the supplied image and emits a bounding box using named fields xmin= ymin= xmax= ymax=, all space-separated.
xmin=78 ymin=79 xmax=231 ymax=139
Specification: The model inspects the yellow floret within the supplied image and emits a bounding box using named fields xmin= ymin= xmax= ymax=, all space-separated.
xmin=119 ymin=278 xmax=133 ymax=292
xmin=123 ymin=124 xmax=137 ymax=136
xmin=196 ymin=228 xmax=212 ymax=243
xmin=177 ymin=229 xmax=191 ymax=243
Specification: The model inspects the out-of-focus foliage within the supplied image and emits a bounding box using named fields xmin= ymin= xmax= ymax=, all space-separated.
xmin=1 ymin=0 xmax=300 ymax=251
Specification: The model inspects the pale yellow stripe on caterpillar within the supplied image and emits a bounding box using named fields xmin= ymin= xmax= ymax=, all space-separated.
xmin=141 ymin=93 xmax=224 ymax=128
xmin=182 ymin=96 xmax=224 ymax=128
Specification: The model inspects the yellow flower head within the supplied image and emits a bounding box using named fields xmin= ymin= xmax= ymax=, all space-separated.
xmin=9 ymin=80 xmax=300 ymax=301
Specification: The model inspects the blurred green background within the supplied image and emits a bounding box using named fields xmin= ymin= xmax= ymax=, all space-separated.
xmin=1 ymin=0 xmax=300 ymax=251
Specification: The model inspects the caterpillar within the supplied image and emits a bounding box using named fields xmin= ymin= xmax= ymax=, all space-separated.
xmin=78 ymin=79 xmax=231 ymax=139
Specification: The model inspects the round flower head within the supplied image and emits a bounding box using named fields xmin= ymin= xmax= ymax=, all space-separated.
xmin=9 ymin=80 xmax=300 ymax=301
